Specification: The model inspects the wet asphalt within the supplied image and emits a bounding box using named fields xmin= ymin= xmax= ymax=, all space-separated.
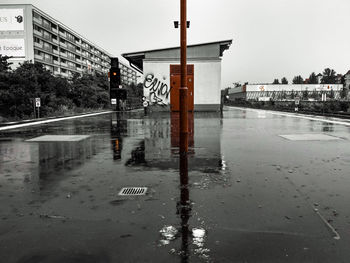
xmin=1 ymin=106 xmax=350 ymax=263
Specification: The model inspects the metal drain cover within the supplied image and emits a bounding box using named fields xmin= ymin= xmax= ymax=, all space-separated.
xmin=118 ymin=187 xmax=148 ymax=196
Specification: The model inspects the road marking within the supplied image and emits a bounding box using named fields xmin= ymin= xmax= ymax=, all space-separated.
xmin=0 ymin=111 xmax=113 ymax=131
xmin=227 ymin=106 xmax=350 ymax=127
xmin=27 ymin=135 xmax=90 ymax=142
xmin=313 ymin=208 xmax=341 ymax=240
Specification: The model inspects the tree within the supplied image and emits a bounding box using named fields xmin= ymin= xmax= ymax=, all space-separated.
xmin=308 ymin=72 xmax=318 ymax=84
xmin=321 ymin=68 xmax=337 ymax=84
xmin=273 ymin=79 xmax=280 ymax=84
xmin=302 ymin=89 xmax=308 ymax=99
xmin=0 ymin=55 xmax=12 ymax=72
xmin=292 ymin=75 xmax=304 ymax=84
xmin=281 ymin=77 xmax=288 ymax=84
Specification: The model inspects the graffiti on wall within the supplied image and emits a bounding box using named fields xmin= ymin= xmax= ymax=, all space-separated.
xmin=143 ymin=74 xmax=171 ymax=106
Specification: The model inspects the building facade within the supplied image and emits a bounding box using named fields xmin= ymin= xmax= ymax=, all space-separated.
xmin=122 ymin=40 xmax=232 ymax=111
xmin=0 ymin=4 xmax=138 ymax=84
xmin=228 ymin=84 xmax=344 ymax=101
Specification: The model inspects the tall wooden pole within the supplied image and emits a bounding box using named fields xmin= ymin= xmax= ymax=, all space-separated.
xmin=180 ymin=0 xmax=188 ymax=153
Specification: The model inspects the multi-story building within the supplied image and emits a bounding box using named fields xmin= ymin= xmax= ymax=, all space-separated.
xmin=0 ymin=4 xmax=139 ymax=84
xmin=119 ymin=61 xmax=138 ymax=85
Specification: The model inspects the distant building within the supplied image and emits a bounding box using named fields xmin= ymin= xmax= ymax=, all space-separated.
xmin=0 ymin=4 xmax=138 ymax=84
xmin=316 ymin=73 xmax=323 ymax=84
xmin=227 ymin=84 xmax=343 ymax=101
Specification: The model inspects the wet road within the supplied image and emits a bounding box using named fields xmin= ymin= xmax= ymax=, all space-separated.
xmin=1 ymin=107 xmax=350 ymax=262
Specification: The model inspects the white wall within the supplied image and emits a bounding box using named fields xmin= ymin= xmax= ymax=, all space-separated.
xmin=143 ymin=59 xmax=221 ymax=106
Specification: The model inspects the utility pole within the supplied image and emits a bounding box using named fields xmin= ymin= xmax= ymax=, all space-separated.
xmin=180 ymin=0 xmax=188 ymax=154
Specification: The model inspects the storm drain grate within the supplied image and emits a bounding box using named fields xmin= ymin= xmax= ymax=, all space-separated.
xmin=118 ymin=187 xmax=148 ymax=196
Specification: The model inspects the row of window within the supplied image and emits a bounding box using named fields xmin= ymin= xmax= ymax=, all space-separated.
xmin=33 ymin=25 xmax=108 ymax=64
xmin=33 ymin=11 xmax=110 ymax=62
xmin=33 ymin=37 xmax=109 ymax=71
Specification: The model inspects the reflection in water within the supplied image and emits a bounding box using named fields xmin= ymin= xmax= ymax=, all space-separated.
xmin=171 ymin=113 xmax=194 ymax=154
xmin=159 ymin=114 xmax=210 ymax=261
xmin=178 ymin=152 xmax=191 ymax=261
xmin=322 ymin=122 xmax=334 ymax=132
xmin=144 ymin=112 xmax=222 ymax=173
xmin=125 ymin=140 xmax=147 ymax=166
xmin=110 ymin=113 xmax=127 ymax=160
xmin=38 ymin=140 xmax=93 ymax=178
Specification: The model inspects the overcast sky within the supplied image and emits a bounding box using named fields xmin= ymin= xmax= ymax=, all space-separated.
xmin=1 ymin=0 xmax=350 ymax=87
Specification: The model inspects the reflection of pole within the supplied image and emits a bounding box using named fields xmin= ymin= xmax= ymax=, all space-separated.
xmin=179 ymin=152 xmax=190 ymax=262
xmin=180 ymin=0 xmax=188 ymax=154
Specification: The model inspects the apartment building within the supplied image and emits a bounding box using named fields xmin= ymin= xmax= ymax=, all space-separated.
xmin=0 ymin=4 xmax=138 ymax=84
xmin=119 ymin=61 xmax=138 ymax=85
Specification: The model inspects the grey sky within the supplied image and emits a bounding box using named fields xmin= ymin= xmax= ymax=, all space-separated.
xmin=1 ymin=0 xmax=350 ymax=88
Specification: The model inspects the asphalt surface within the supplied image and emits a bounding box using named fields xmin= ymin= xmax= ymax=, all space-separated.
xmin=1 ymin=106 xmax=350 ymax=262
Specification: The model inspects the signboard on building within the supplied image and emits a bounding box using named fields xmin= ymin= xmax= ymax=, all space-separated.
xmin=111 ymin=98 xmax=117 ymax=105
xmin=0 ymin=9 xmax=24 ymax=31
xmin=0 ymin=38 xmax=25 ymax=57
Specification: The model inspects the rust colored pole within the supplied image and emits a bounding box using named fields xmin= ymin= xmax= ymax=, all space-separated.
xmin=180 ymin=0 xmax=188 ymax=153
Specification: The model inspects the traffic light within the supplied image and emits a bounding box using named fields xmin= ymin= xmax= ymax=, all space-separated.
xmin=110 ymin=57 xmax=120 ymax=89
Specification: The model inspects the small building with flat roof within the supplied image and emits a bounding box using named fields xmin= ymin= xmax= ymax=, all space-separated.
xmin=122 ymin=40 xmax=232 ymax=112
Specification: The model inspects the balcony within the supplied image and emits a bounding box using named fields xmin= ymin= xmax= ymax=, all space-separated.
xmin=34 ymin=54 xmax=43 ymax=60
xmin=43 ymin=46 xmax=53 ymax=53
xmin=67 ymin=36 xmax=75 ymax=43
xmin=59 ymin=42 xmax=67 ymax=48
xmin=33 ymin=17 xmax=42 ymax=24
xmin=43 ymin=57 xmax=53 ymax=64
xmin=75 ymin=40 xmax=81 ymax=45
xmin=34 ymin=29 xmax=43 ymax=36
xmin=77 ymin=67 xmax=82 ymax=72
xmin=67 ymin=46 xmax=76 ymax=52
xmin=42 ymin=23 xmax=51 ymax=31
xmin=43 ymin=34 xmax=52 ymax=42
xmin=60 ymin=53 xmax=67 ymax=58
xmin=68 ymin=64 xmax=76 ymax=70
xmin=52 ymin=38 xmax=58 ymax=44
xmin=60 ymin=62 xmax=68 ymax=67
xmin=34 ymin=42 xmax=43 ymax=48
xmin=60 ymin=72 xmax=68 ymax=77
xmin=59 ymin=31 xmax=66 ymax=38
xmin=53 ymin=49 xmax=59 ymax=55
xmin=76 ymin=59 xmax=81 ymax=63
xmin=76 ymin=49 xmax=81 ymax=54
xmin=53 ymin=60 xmax=60 ymax=65
xmin=52 ymin=27 xmax=58 ymax=33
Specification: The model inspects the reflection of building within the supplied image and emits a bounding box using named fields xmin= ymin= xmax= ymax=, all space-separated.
xmin=38 ymin=140 xmax=94 ymax=179
xmin=141 ymin=113 xmax=222 ymax=171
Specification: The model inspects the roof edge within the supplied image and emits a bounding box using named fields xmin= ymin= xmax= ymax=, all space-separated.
xmin=122 ymin=39 xmax=233 ymax=57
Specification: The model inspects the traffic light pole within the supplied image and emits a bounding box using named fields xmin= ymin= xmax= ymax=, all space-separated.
xmin=180 ymin=0 xmax=188 ymax=154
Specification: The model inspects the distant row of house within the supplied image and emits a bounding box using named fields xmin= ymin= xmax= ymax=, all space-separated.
xmin=227 ymin=70 xmax=350 ymax=102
